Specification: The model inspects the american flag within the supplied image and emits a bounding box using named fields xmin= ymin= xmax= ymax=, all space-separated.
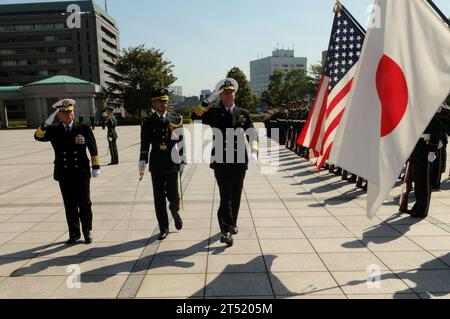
xmin=297 ymin=3 xmax=366 ymax=171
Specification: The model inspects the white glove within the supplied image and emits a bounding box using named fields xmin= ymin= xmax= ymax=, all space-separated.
xmin=108 ymin=137 xmax=113 ymax=142
xmin=438 ymin=141 xmax=444 ymax=150
xmin=206 ymin=92 xmax=220 ymax=104
xmin=92 ymin=169 xmax=100 ymax=178
xmin=250 ymin=152 xmax=258 ymax=164
xmin=428 ymin=152 xmax=437 ymax=163
xmin=44 ymin=110 xmax=59 ymax=128
xmin=138 ymin=160 xmax=146 ymax=179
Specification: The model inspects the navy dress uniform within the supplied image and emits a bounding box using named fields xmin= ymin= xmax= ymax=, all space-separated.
xmin=408 ymin=114 xmax=441 ymax=218
xmin=192 ymin=79 xmax=259 ymax=247
xmin=34 ymin=99 xmax=100 ymax=244
xmin=106 ymin=106 xmax=119 ymax=165
xmin=139 ymin=89 xmax=186 ymax=241
xmin=431 ymin=105 xmax=450 ymax=190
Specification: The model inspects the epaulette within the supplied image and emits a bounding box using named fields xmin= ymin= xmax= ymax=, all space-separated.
xmin=194 ymin=104 xmax=209 ymax=117
xmin=169 ymin=114 xmax=184 ymax=130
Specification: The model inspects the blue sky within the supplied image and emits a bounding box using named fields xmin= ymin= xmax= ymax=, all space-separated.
xmin=2 ymin=0 xmax=450 ymax=96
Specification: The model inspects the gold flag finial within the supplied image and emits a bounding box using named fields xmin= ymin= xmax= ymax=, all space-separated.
xmin=333 ymin=0 xmax=343 ymax=13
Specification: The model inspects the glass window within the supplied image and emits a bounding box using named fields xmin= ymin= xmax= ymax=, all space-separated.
xmin=0 ymin=49 xmax=15 ymax=55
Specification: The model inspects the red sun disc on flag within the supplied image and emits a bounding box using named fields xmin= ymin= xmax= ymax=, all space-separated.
xmin=376 ymin=54 xmax=409 ymax=138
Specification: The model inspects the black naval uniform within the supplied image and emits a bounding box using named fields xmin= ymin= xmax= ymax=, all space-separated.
xmin=34 ymin=122 xmax=100 ymax=240
xmin=192 ymin=102 xmax=258 ymax=237
xmin=409 ymin=115 xmax=441 ymax=218
xmin=140 ymin=112 xmax=185 ymax=235
xmin=431 ymin=108 xmax=450 ymax=190
xmin=106 ymin=113 xmax=119 ymax=165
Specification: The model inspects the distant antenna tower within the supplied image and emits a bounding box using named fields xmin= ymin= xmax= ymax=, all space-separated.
xmin=105 ymin=0 xmax=108 ymax=12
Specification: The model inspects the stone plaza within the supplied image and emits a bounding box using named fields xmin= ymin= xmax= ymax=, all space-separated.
xmin=1 ymin=124 xmax=450 ymax=299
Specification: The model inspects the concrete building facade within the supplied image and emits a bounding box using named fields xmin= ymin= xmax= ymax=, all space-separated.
xmin=0 ymin=1 xmax=120 ymax=89
xmin=250 ymin=49 xmax=307 ymax=97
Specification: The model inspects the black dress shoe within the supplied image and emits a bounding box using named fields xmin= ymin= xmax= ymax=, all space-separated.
xmin=406 ymin=209 xmax=427 ymax=219
xmin=220 ymin=232 xmax=234 ymax=247
xmin=84 ymin=232 xmax=93 ymax=244
xmin=348 ymin=176 xmax=357 ymax=183
xmin=232 ymin=227 xmax=239 ymax=235
xmin=66 ymin=236 xmax=81 ymax=245
xmin=175 ymin=218 xmax=183 ymax=231
xmin=158 ymin=231 xmax=169 ymax=241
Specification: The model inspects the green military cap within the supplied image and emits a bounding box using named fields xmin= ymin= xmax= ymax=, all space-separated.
xmin=152 ymin=88 xmax=170 ymax=102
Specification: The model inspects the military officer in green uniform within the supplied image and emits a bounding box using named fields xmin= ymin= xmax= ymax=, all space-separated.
xmin=139 ymin=89 xmax=186 ymax=241
xmin=191 ymin=78 xmax=259 ymax=247
xmin=34 ymin=99 xmax=100 ymax=245
xmin=106 ymin=105 xmax=119 ymax=165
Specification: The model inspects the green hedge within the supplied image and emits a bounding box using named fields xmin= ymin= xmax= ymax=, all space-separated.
xmin=250 ymin=114 xmax=264 ymax=123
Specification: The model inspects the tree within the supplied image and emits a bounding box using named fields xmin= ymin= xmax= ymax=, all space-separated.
xmin=263 ymin=69 xmax=286 ymax=107
xmin=107 ymin=45 xmax=177 ymax=116
xmin=262 ymin=63 xmax=324 ymax=109
xmin=281 ymin=69 xmax=312 ymax=105
xmin=308 ymin=62 xmax=323 ymax=90
xmin=226 ymin=67 xmax=258 ymax=113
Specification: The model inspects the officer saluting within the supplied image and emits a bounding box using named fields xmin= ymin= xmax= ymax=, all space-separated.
xmin=139 ymin=88 xmax=186 ymax=241
xmin=192 ymin=78 xmax=258 ymax=247
xmin=105 ymin=105 xmax=119 ymax=165
xmin=34 ymin=99 xmax=100 ymax=244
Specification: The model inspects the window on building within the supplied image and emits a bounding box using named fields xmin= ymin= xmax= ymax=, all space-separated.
xmin=0 ymin=49 xmax=15 ymax=55
xmin=58 ymin=58 xmax=73 ymax=64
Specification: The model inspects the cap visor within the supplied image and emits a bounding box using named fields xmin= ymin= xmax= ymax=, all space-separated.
xmin=58 ymin=106 xmax=75 ymax=111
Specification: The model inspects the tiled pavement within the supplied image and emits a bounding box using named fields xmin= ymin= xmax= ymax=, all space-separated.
xmin=0 ymin=124 xmax=450 ymax=299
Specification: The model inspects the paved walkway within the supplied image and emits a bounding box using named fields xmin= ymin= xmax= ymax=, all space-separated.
xmin=1 ymin=125 xmax=450 ymax=299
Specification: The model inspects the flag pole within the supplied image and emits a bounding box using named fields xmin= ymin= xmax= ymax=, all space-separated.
xmin=337 ymin=1 xmax=366 ymax=34
xmin=426 ymin=0 xmax=450 ymax=28
xmin=333 ymin=0 xmax=342 ymax=14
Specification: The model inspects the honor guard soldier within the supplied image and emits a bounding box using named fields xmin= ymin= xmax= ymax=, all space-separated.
xmin=34 ymin=99 xmax=100 ymax=244
xmin=408 ymin=114 xmax=441 ymax=218
xmin=192 ymin=78 xmax=259 ymax=247
xmin=106 ymin=105 xmax=119 ymax=165
xmin=431 ymin=104 xmax=450 ymax=190
xmin=139 ymin=88 xmax=186 ymax=241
